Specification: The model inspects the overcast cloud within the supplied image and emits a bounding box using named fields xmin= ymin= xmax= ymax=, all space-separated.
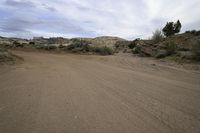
xmin=0 ymin=0 xmax=199 ymax=39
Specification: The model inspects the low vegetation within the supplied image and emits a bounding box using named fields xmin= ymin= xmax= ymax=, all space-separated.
xmin=185 ymin=30 xmax=200 ymax=36
xmin=165 ymin=40 xmax=177 ymax=56
xmin=0 ymin=46 xmax=18 ymax=64
xmin=94 ymin=46 xmax=114 ymax=55
xmin=151 ymin=29 xmax=164 ymax=43
xmin=191 ymin=39 xmax=200 ymax=60
xmin=65 ymin=43 xmax=114 ymax=55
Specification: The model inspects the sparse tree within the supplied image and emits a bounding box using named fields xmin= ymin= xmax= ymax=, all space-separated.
xmin=162 ymin=20 xmax=182 ymax=37
xmin=174 ymin=20 xmax=181 ymax=33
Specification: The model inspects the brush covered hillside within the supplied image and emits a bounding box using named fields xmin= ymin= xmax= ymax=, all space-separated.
xmin=0 ymin=30 xmax=200 ymax=61
xmin=31 ymin=36 xmax=125 ymax=48
xmin=131 ymin=30 xmax=200 ymax=61
xmin=0 ymin=36 xmax=127 ymax=56
xmin=0 ymin=36 xmax=124 ymax=47
xmin=89 ymin=36 xmax=126 ymax=47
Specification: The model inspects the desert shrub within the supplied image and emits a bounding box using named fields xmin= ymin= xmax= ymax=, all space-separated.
xmin=128 ymin=41 xmax=136 ymax=49
xmin=13 ymin=41 xmax=20 ymax=45
xmin=197 ymin=31 xmax=200 ymax=36
xmin=45 ymin=45 xmax=57 ymax=50
xmin=191 ymin=30 xmax=200 ymax=36
xmin=58 ymin=44 xmax=66 ymax=49
xmin=132 ymin=46 xmax=141 ymax=54
xmin=123 ymin=49 xmax=127 ymax=53
xmin=66 ymin=43 xmax=82 ymax=50
xmin=185 ymin=30 xmax=200 ymax=36
xmin=151 ymin=29 xmax=164 ymax=43
xmin=21 ymin=43 xmax=29 ymax=48
xmin=13 ymin=41 xmax=23 ymax=47
xmin=115 ymin=43 xmax=120 ymax=49
xmin=0 ymin=47 xmax=16 ymax=63
xmin=191 ymin=30 xmax=197 ymax=34
xmin=115 ymin=41 xmax=125 ymax=48
xmin=0 ymin=46 xmax=7 ymax=52
xmin=0 ymin=43 xmax=13 ymax=48
xmin=65 ymin=43 xmax=91 ymax=52
xmin=70 ymin=38 xmax=91 ymax=45
xmin=70 ymin=38 xmax=80 ymax=43
xmin=29 ymin=41 xmax=35 ymax=45
xmin=94 ymin=46 xmax=114 ymax=55
xmin=35 ymin=45 xmax=57 ymax=50
xmin=82 ymin=44 xmax=94 ymax=52
xmin=185 ymin=31 xmax=190 ymax=33
xmin=65 ymin=42 xmax=113 ymax=55
xmin=165 ymin=40 xmax=177 ymax=55
xmin=114 ymin=41 xmax=135 ymax=52
xmin=35 ymin=45 xmax=46 ymax=49
xmin=71 ymin=48 xmax=83 ymax=53
xmin=191 ymin=39 xmax=200 ymax=60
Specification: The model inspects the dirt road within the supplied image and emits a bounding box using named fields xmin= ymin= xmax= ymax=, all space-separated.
xmin=0 ymin=51 xmax=200 ymax=133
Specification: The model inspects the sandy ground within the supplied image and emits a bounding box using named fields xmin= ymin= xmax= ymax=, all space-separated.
xmin=0 ymin=50 xmax=200 ymax=133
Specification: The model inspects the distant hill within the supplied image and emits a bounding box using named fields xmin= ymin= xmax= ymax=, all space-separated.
xmin=0 ymin=36 xmax=127 ymax=48
xmin=71 ymin=36 xmax=126 ymax=48
xmin=91 ymin=36 xmax=126 ymax=47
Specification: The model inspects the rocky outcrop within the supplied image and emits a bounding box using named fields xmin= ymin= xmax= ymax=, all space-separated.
xmin=132 ymin=40 xmax=159 ymax=57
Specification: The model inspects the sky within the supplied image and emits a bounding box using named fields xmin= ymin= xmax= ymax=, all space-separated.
xmin=0 ymin=0 xmax=199 ymax=39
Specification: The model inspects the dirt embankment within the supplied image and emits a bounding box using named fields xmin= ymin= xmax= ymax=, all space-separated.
xmin=0 ymin=50 xmax=200 ymax=133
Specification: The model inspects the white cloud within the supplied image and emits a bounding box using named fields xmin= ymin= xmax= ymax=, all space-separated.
xmin=0 ymin=0 xmax=199 ymax=39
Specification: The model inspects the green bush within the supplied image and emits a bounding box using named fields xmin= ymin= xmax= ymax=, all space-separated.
xmin=191 ymin=39 xmax=200 ymax=60
xmin=151 ymin=29 xmax=164 ymax=43
xmin=29 ymin=42 xmax=35 ymax=45
xmin=128 ymin=41 xmax=136 ymax=49
xmin=165 ymin=40 xmax=177 ymax=55
xmin=13 ymin=41 xmax=23 ymax=47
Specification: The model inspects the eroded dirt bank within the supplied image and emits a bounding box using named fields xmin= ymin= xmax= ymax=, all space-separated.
xmin=0 ymin=51 xmax=200 ymax=133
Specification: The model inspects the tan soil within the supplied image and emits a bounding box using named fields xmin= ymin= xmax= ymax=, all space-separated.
xmin=0 ymin=50 xmax=200 ymax=133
